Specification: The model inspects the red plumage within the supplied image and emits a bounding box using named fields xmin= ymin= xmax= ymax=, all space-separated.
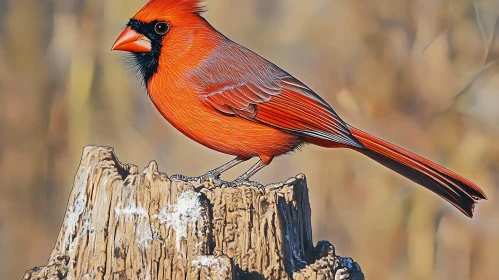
xmin=134 ymin=0 xmax=206 ymax=26
xmin=112 ymin=0 xmax=487 ymax=217
xmin=350 ymin=127 xmax=486 ymax=217
xmin=140 ymin=0 xmax=205 ymax=15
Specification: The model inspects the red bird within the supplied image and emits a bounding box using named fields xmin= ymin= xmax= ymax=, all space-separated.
xmin=112 ymin=0 xmax=486 ymax=217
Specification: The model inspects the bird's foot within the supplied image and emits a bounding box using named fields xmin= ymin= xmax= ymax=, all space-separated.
xmin=170 ymin=174 xmax=264 ymax=189
xmin=216 ymin=178 xmax=264 ymax=189
xmin=170 ymin=171 xmax=220 ymax=184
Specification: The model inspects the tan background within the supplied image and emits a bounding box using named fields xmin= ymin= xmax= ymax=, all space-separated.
xmin=1 ymin=0 xmax=499 ymax=279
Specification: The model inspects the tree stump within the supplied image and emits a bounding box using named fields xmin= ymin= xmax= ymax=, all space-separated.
xmin=24 ymin=146 xmax=364 ymax=280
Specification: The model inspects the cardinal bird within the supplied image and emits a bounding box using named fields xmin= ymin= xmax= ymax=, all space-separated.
xmin=112 ymin=0 xmax=486 ymax=217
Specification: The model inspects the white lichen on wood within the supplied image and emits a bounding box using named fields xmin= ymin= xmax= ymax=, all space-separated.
xmin=192 ymin=255 xmax=229 ymax=280
xmin=155 ymin=190 xmax=206 ymax=251
xmin=115 ymin=202 xmax=153 ymax=250
xmin=24 ymin=146 xmax=364 ymax=280
xmin=63 ymin=154 xmax=97 ymax=252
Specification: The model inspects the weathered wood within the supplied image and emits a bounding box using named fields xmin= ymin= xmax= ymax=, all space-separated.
xmin=24 ymin=146 xmax=364 ymax=280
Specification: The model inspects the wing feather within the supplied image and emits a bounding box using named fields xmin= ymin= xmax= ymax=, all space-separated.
xmin=200 ymin=75 xmax=363 ymax=148
xmin=192 ymin=42 xmax=362 ymax=147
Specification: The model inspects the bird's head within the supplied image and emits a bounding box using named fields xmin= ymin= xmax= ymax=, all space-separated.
xmin=112 ymin=0 xmax=214 ymax=84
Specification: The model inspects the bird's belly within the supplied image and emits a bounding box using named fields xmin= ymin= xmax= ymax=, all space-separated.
xmin=158 ymin=100 xmax=301 ymax=158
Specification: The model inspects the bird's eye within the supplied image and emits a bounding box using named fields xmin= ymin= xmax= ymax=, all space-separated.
xmin=154 ymin=22 xmax=169 ymax=35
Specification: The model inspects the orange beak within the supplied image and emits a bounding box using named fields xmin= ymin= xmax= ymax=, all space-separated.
xmin=112 ymin=27 xmax=152 ymax=53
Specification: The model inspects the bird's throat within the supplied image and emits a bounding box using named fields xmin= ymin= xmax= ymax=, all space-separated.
xmin=132 ymin=51 xmax=160 ymax=85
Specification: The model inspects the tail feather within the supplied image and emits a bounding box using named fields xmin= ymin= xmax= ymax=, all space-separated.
xmin=349 ymin=127 xmax=487 ymax=217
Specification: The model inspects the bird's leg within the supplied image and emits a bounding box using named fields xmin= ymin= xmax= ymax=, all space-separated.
xmin=203 ymin=157 xmax=247 ymax=179
xmin=171 ymin=157 xmax=248 ymax=183
xmin=229 ymin=159 xmax=268 ymax=188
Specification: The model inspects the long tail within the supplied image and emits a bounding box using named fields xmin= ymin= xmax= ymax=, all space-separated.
xmin=349 ymin=127 xmax=487 ymax=217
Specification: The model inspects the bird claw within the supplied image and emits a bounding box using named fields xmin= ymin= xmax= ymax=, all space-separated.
xmin=170 ymin=174 xmax=264 ymax=190
xmin=170 ymin=174 xmax=196 ymax=182
xmin=170 ymin=174 xmax=187 ymax=181
xmin=170 ymin=172 xmax=219 ymax=183
xmin=215 ymin=178 xmax=264 ymax=189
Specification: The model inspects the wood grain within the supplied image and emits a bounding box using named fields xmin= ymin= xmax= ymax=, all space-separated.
xmin=23 ymin=146 xmax=363 ymax=280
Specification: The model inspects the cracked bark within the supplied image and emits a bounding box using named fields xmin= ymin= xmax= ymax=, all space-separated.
xmin=24 ymin=146 xmax=364 ymax=280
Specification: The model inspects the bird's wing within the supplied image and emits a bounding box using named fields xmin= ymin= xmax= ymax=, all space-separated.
xmin=200 ymin=74 xmax=363 ymax=148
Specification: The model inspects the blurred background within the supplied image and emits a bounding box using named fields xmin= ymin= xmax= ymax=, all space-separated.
xmin=1 ymin=0 xmax=499 ymax=279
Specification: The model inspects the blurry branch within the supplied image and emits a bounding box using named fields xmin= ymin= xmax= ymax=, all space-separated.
xmin=421 ymin=0 xmax=499 ymax=118
xmin=433 ymin=13 xmax=499 ymax=117
xmin=471 ymin=0 xmax=487 ymax=44
xmin=423 ymin=0 xmax=454 ymax=55
xmin=433 ymin=61 xmax=497 ymax=118
xmin=483 ymin=17 xmax=499 ymax=64
xmin=422 ymin=31 xmax=449 ymax=55
xmin=23 ymin=146 xmax=364 ymax=280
